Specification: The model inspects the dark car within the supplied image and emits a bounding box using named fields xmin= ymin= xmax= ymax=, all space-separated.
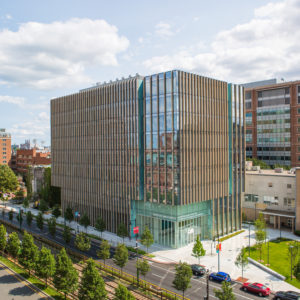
xmin=242 ymin=282 xmax=270 ymax=297
xmin=191 ymin=264 xmax=206 ymax=276
xmin=274 ymin=291 xmax=300 ymax=300
xmin=209 ymin=271 xmax=231 ymax=283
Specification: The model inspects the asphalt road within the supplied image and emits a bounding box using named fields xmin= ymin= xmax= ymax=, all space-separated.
xmin=1 ymin=209 xmax=275 ymax=300
xmin=0 ymin=262 xmax=48 ymax=300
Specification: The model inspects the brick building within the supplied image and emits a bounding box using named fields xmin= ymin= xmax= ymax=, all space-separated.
xmin=245 ymin=79 xmax=300 ymax=167
xmin=15 ymin=148 xmax=51 ymax=174
xmin=0 ymin=129 xmax=11 ymax=165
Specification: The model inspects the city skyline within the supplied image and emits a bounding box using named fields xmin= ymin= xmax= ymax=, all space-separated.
xmin=1 ymin=0 xmax=299 ymax=144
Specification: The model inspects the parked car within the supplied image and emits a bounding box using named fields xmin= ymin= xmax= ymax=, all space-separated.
xmin=274 ymin=291 xmax=300 ymax=300
xmin=209 ymin=271 xmax=231 ymax=283
xmin=242 ymin=282 xmax=270 ymax=297
xmin=191 ymin=264 xmax=206 ymax=276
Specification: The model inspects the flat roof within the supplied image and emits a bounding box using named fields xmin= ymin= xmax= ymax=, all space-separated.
xmin=246 ymin=169 xmax=295 ymax=177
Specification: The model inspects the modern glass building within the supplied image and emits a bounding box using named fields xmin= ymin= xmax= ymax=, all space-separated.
xmin=51 ymin=70 xmax=245 ymax=248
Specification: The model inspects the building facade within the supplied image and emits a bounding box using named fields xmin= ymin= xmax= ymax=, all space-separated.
xmin=0 ymin=129 xmax=11 ymax=165
xmin=51 ymin=70 xmax=245 ymax=248
xmin=15 ymin=149 xmax=51 ymax=174
xmin=243 ymin=167 xmax=300 ymax=232
xmin=245 ymin=80 xmax=300 ymax=167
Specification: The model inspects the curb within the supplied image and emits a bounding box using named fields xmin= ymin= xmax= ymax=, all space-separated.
xmin=248 ymin=257 xmax=286 ymax=280
xmin=0 ymin=261 xmax=53 ymax=299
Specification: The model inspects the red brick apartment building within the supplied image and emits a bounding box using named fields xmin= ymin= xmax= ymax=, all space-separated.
xmin=0 ymin=129 xmax=11 ymax=165
xmin=245 ymin=80 xmax=300 ymax=167
xmin=16 ymin=149 xmax=51 ymax=174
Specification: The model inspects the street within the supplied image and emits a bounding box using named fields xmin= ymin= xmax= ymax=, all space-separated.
xmin=1 ymin=209 xmax=273 ymax=300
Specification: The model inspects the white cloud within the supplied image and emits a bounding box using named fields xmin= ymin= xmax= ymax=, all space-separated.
xmin=0 ymin=18 xmax=129 ymax=89
xmin=5 ymin=14 xmax=12 ymax=20
xmin=9 ymin=112 xmax=50 ymax=141
xmin=144 ymin=0 xmax=300 ymax=83
xmin=0 ymin=95 xmax=25 ymax=107
xmin=155 ymin=22 xmax=175 ymax=38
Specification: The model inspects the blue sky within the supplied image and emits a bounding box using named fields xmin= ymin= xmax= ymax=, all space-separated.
xmin=0 ymin=0 xmax=299 ymax=145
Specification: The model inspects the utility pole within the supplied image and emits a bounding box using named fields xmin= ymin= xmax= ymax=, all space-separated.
xmin=217 ymin=235 xmax=220 ymax=272
xmin=289 ymin=246 xmax=294 ymax=280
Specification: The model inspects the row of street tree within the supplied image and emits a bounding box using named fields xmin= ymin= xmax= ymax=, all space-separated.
xmin=0 ymin=224 xmax=139 ymax=300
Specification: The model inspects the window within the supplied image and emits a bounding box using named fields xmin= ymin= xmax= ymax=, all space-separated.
xmin=3 ymin=161 xmax=6 ymax=163
xmin=298 ymin=156 xmax=300 ymax=161
xmin=298 ymin=127 xmax=300 ymax=133
xmin=298 ymin=147 xmax=300 ymax=152
xmin=2 ymin=152 xmax=6 ymax=155
xmin=284 ymin=198 xmax=295 ymax=207
xmin=298 ymin=108 xmax=300 ymax=114
xmin=268 ymin=182 xmax=273 ymax=187
xmin=287 ymin=184 xmax=292 ymax=189
xmin=298 ymin=118 xmax=300 ymax=123
xmin=298 ymin=137 xmax=300 ymax=143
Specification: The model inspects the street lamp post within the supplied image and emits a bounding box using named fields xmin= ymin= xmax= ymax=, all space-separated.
xmin=267 ymin=238 xmax=270 ymax=266
xmin=289 ymin=245 xmax=294 ymax=280
xmin=248 ymin=222 xmax=251 ymax=257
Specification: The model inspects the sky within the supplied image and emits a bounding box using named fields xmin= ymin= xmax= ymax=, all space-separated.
xmin=0 ymin=0 xmax=300 ymax=145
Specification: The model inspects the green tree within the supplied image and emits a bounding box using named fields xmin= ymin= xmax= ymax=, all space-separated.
xmin=16 ymin=210 xmax=23 ymax=230
xmin=95 ymin=216 xmax=106 ymax=238
xmin=79 ymin=212 xmax=90 ymax=233
xmin=114 ymin=283 xmax=135 ymax=300
xmin=47 ymin=217 xmax=56 ymax=237
xmin=254 ymin=214 xmax=266 ymax=261
xmin=53 ymin=248 xmax=78 ymax=300
xmin=23 ymin=197 xmax=29 ymax=212
xmin=36 ymin=211 xmax=44 ymax=231
xmin=117 ymin=223 xmax=128 ymax=244
xmin=113 ymin=243 xmax=128 ymax=275
xmin=235 ymin=247 xmax=248 ymax=279
xmin=172 ymin=262 xmax=192 ymax=299
xmin=8 ymin=209 xmax=13 ymax=221
xmin=64 ymin=206 xmax=73 ymax=224
xmin=25 ymin=166 xmax=33 ymax=200
xmin=136 ymin=259 xmax=150 ymax=281
xmin=78 ymin=258 xmax=107 ymax=300
xmin=75 ymin=232 xmax=91 ymax=252
xmin=0 ymin=165 xmax=19 ymax=204
xmin=6 ymin=232 xmax=20 ymax=258
xmin=97 ymin=240 xmax=111 ymax=266
xmin=26 ymin=211 xmax=33 ymax=227
xmin=35 ymin=246 xmax=56 ymax=287
xmin=192 ymin=235 xmax=206 ymax=264
xmin=63 ymin=225 xmax=72 ymax=244
xmin=19 ymin=231 xmax=38 ymax=276
xmin=52 ymin=206 xmax=61 ymax=219
xmin=39 ymin=199 xmax=48 ymax=213
xmin=294 ymin=258 xmax=300 ymax=281
xmin=140 ymin=226 xmax=154 ymax=253
xmin=214 ymin=281 xmax=236 ymax=300
xmin=0 ymin=224 xmax=7 ymax=252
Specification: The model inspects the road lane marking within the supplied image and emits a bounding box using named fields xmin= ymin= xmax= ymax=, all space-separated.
xmin=152 ymin=273 xmax=164 ymax=278
xmin=0 ymin=262 xmax=48 ymax=299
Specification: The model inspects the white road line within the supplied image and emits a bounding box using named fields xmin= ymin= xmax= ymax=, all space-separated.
xmin=152 ymin=273 xmax=164 ymax=278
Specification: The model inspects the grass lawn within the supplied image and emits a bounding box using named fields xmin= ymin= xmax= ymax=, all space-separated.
xmin=0 ymin=255 xmax=64 ymax=300
xmin=245 ymin=238 xmax=300 ymax=289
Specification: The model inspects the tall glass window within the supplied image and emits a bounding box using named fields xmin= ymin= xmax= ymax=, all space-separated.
xmin=152 ymin=76 xmax=157 ymax=97
xmin=159 ymin=114 xmax=165 ymax=131
xmin=159 ymin=73 xmax=164 ymax=95
xmin=159 ymin=96 xmax=165 ymax=113
xmin=152 ymin=97 xmax=157 ymax=114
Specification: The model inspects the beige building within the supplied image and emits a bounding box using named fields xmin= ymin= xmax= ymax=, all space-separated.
xmin=243 ymin=167 xmax=300 ymax=231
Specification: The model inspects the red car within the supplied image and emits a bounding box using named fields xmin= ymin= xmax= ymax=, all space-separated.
xmin=242 ymin=282 xmax=271 ymax=297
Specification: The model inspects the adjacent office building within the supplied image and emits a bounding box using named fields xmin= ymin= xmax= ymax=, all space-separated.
xmin=51 ymin=70 xmax=245 ymax=248
xmin=245 ymin=79 xmax=300 ymax=167
xmin=0 ymin=129 xmax=11 ymax=165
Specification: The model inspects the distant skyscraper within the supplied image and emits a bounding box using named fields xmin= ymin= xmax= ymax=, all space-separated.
xmin=51 ymin=70 xmax=245 ymax=248
xmin=0 ymin=129 xmax=11 ymax=165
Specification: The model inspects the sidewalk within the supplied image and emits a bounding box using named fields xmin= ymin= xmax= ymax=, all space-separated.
xmin=2 ymin=203 xmax=300 ymax=293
